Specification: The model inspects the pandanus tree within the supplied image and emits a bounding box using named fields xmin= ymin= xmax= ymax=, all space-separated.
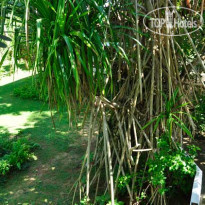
xmin=1 ymin=0 xmax=205 ymax=204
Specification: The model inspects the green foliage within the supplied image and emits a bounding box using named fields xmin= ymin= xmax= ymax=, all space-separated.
xmin=6 ymin=138 xmax=36 ymax=170
xmin=106 ymin=201 xmax=124 ymax=205
xmin=0 ymin=64 xmax=13 ymax=80
xmin=176 ymin=0 xmax=183 ymax=7
xmin=143 ymin=89 xmax=196 ymax=195
xmin=5 ymin=0 xmax=115 ymax=108
xmin=136 ymin=191 xmax=147 ymax=203
xmin=143 ymin=88 xmax=193 ymax=143
xmin=0 ymin=160 xmax=10 ymax=175
xmin=96 ymin=194 xmax=110 ymax=205
xmin=148 ymin=135 xmax=196 ymax=195
xmin=13 ymin=82 xmax=48 ymax=101
xmin=80 ymin=197 xmax=92 ymax=205
xmin=117 ymin=174 xmax=132 ymax=194
xmin=0 ymin=135 xmax=38 ymax=176
xmin=95 ymin=194 xmax=124 ymax=205
xmin=194 ymin=94 xmax=205 ymax=132
xmin=116 ymin=170 xmax=148 ymax=203
xmin=14 ymin=84 xmax=39 ymax=100
xmin=79 ymin=195 xmax=124 ymax=205
xmin=1 ymin=0 xmax=141 ymax=114
xmin=187 ymin=144 xmax=201 ymax=158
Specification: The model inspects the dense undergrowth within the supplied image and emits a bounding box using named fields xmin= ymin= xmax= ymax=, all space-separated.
xmin=0 ymin=132 xmax=39 ymax=181
xmin=10 ymin=77 xmax=202 ymax=205
xmin=9 ymin=79 xmax=202 ymax=205
xmin=13 ymin=78 xmax=48 ymax=102
xmin=77 ymin=89 xmax=200 ymax=205
xmin=14 ymin=84 xmax=40 ymax=100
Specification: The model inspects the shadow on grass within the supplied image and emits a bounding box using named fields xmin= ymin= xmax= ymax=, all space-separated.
xmin=0 ymin=76 xmax=87 ymax=204
xmin=0 ymin=76 xmax=48 ymax=116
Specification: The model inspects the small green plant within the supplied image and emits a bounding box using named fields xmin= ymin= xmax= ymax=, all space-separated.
xmin=106 ymin=200 xmax=124 ymax=205
xmin=0 ymin=160 xmax=10 ymax=175
xmin=80 ymin=197 xmax=92 ymax=205
xmin=6 ymin=138 xmax=36 ymax=170
xmin=14 ymin=84 xmax=40 ymax=100
xmin=95 ymin=194 xmax=124 ymax=205
xmin=118 ymin=174 xmax=132 ymax=193
xmin=136 ymin=191 xmax=147 ymax=204
xmin=148 ymin=135 xmax=196 ymax=195
xmin=13 ymin=80 xmax=48 ymax=102
xmin=143 ymin=89 xmax=196 ymax=196
xmin=96 ymin=194 xmax=110 ymax=205
xmin=0 ymin=135 xmax=38 ymax=176
xmin=187 ymin=144 xmax=201 ymax=158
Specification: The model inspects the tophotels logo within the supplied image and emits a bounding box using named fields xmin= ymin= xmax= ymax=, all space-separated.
xmin=143 ymin=6 xmax=204 ymax=36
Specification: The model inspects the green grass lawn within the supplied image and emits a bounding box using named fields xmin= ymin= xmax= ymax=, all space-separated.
xmin=0 ymin=76 xmax=87 ymax=205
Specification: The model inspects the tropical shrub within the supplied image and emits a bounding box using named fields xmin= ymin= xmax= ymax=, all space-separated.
xmin=14 ymin=84 xmax=40 ymax=100
xmin=0 ymin=135 xmax=38 ymax=176
xmin=147 ymin=135 xmax=197 ymax=195
xmin=140 ymin=89 xmax=197 ymax=201
xmin=13 ymin=78 xmax=48 ymax=101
